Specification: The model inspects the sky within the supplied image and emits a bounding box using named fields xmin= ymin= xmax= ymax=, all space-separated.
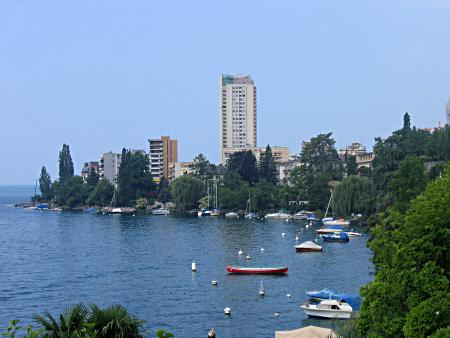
xmin=1 ymin=0 xmax=450 ymax=184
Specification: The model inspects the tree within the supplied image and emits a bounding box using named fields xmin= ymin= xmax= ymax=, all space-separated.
xmin=39 ymin=166 xmax=52 ymax=201
xmin=89 ymin=304 xmax=144 ymax=338
xmin=226 ymin=150 xmax=259 ymax=185
xmin=33 ymin=303 xmax=90 ymax=337
xmin=58 ymin=144 xmax=74 ymax=184
xmin=358 ymin=163 xmax=450 ymax=337
xmin=87 ymin=179 xmax=115 ymax=206
xmin=86 ymin=167 xmax=99 ymax=190
xmin=55 ymin=176 xmax=88 ymax=208
xmin=388 ymin=156 xmax=428 ymax=212
xmin=117 ymin=149 xmax=156 ymax=206
xmin=157 ymin=177 xmax=172 ymax=204
xmin=190 ymin=154 xmax=211 ymax=178
xmin=403 ymin=112 xmax=411 ymax=130
xmin=333 ymin=175 xmax=375 ymax=216
xmin=345 ymin=154 xmax=357 ymax=176
xmin=171 ymin=175 xmax=204 ymax=212
xmin=299 ymin=133 xmax=342 ymax=210
xmin=259 ymin=145 xmax=277 ymax=184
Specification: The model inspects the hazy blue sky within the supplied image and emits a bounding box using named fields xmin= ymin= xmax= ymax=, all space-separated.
xmin=1 ymin=1 xmax=449 ymax=184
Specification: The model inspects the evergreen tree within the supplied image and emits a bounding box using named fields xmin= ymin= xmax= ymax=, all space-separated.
xmin=39 ymin=166 xmax=52 ymax=201
xmin=259 ymin=145 xmax=277 ymax=184
xmin=403 ymin=112 xmax=411 ymax=130
xmin=158 ymin=177 xmax=172 ymax=203
xmin=87 ymin=179 xmax=114 ymax=206
xmin=58 ymin=144 xmax=74 ymax=184
xmin=345 ymin=154 xmax=357 ymax=176
xmin=299 ymin=133 xmax=343 ymax=210
xmin=116 ymin=149 xmax=155 ymax=206
xmin=190 ymin=154 xmax=211 ymax=178
xmin=86 ymin=167 xmax=99 ymax=189
xmin=226 ymin=150 xmax=259 ymax=185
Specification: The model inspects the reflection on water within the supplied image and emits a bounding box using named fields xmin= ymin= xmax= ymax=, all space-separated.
xmin=0 ymin=187 xmax=373 ymax=338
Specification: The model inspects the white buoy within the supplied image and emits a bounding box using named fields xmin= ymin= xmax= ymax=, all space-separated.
xmin=295 ymin=235 xmax=299 ymax=241
xmin=211 ymin=280 xmax=218 ymax=286
xmin=132 ymin=214 xmax=135 ymax=217
xmin=246 ymin=255 xmax=251 ymax=260
xmin=191 ymin=260 xmax=197 ymax=272
xmin=259 ymin=280 xmax=265 ymax=296
xmin=315 ymin=238 xmax=318 ymax=243
xmin=287 ymin=293 xmax=292 ymax=298
xmin=282 ymin=232 xmax=285 ymax=237
xmin=274 ymin=312 xmax=280 ymax=317
xmin=286 ymin=218 xmax=289 ymax=222
xmin=238 ymin=248 xmax=243 ymax=255
xmin=306 ymin=224 xmax=310 ymax=229
xmin=260 ymin=248 xmax=264 ymax=252
xmin=224 ymin=307 xmax=231 ymax=315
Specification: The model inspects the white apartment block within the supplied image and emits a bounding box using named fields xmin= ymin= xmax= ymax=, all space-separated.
xmin=168 ymin=162 xmax=193 ymax=182
xmin=220 ymin=74 xmax=257 ymax=163
xmin=99 ymin=152 xmax=121 ymax=184
xmin=222 ymin=146 xmax=290 ymax=165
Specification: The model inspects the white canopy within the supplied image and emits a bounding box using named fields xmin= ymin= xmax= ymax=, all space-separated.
xmin=275 ymin=325 xmax=337 ymax=338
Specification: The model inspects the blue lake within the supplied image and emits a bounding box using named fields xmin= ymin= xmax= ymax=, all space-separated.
xmin=0 ymin=186 xmax=373 ymax=337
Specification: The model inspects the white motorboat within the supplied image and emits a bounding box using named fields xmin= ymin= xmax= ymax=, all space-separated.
xmin=265 ymin=211 xmax=291 ymax=220
xmin=152 ymin=208 xmax=170 ymax=215
xmin=300 ymin=298 xmax=353 ymax=319
xmin=225 ymin=212 xmax=239 ymax=218
xmin=323 ymin=218 xmax=350 ymax=226
xmin=198 ymin=209 xmax=213 ymax=217
xmin=295 ymin=241 xmax=323 ymax=252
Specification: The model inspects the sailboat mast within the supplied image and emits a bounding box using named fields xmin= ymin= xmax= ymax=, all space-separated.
xmin=324 ymin=191 xmax=332 ymax=219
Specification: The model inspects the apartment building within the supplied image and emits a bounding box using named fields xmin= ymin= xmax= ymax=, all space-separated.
xmin=220 ymin=74 xmax=257 ymax=163
xmin=149 ymin=136 xmax=178 ymax=181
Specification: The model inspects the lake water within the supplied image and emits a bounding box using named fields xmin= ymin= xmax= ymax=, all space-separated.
xmin=0 ymin=186 xmax=373 ymax=338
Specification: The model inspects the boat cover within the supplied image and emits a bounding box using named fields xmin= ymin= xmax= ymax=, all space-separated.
xmin=275 ymin=326 xmax=337 ymax=338
xmin=306 ymin=289 xmax=361 ymax=309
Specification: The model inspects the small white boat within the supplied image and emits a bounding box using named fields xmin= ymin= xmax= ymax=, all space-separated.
xmin=300 ymin=298 xmax=353 ymax=319
xmin=198 ymin=209 xmax=213 ymax=217
xmin=152 ymin=208 xmax=170 ymax=215
xmin=323 ymin=218 xmax=350 ymax=226
xmin=265 ymin=211 xmax=291 ymax=220
xmin=316 ymin=228 xmax=344 ymax=234
xmin=225 ymin=212 xmax=239 ymax=218
xmin=295 ymin=241 xmax=323 ymax=252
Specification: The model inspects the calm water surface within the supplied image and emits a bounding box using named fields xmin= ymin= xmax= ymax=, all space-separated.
xmin=0 ymin=186 xmax=373 ymax=338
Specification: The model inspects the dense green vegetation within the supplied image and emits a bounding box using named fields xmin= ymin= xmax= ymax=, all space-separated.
xmin=2 ymin=303 xmax=172 ymax=337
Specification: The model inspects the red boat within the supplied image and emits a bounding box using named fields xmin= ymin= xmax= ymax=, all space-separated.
xmin=226 ymin=266 xmax=288 ymax=274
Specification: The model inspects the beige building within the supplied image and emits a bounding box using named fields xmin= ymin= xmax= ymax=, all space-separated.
xmin=356 ymin=152 xmax=375 ymax=169
xmin=148 ymin=136 xmax=178 ymax=181
xmin=168 ymin=162 xmax=192 ymax=182
xmin=338 ymin=142 xmax=367 ymax=160
xmin=220 ymin=74 xmax=257 ymax=163
xmin=222 ymin=146 xmax=290 ymax=165
xmin=446 ymin=98 xmax=450 ymax=125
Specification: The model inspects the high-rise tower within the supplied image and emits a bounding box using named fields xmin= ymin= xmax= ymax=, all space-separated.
xmin=220 ymin=74 xmax=257 ymax=163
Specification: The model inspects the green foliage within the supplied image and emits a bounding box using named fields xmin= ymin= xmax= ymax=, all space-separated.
xmin=226 ymin=150 xmax=259 ymax=185
xmin=359 ymin=163 xmax=450 ymax=337
xmin=33 ymin=303 xmax=90 ymax=337
xmin=135 ymin=197 xmax=149 ymax=210
xmin=171 ymin=175 xmax=204 ymax=212
xmin=333 ymin=175 xmax=375 ymax=216
xmin=299 ymin=133 xmax=342 ymax=210
xmin=252 ymin=180 xmax=278 ymax=212
xmin=157 ymin=177 xmax=172 ymax=203
xmin=39 ymin=166 xmax=52 ymax=201
xmin=58 ymin=144 xmax=74 ymax=184
xmin=89 ymin=304 xmax=144 ymax=338
xmin=155 ymin=330 xmax=173 ymax=338
xmin=2 ymin=320 xmax=42 ymax=338
xmin=117 ymin=149 xmax=156 ymax=207
xmin=258 ymin=145 xmax=277 ymax=184
xmin=88 ymin=179 xmax=114 ymax=207
xmin=190 ymin=153 xmax=211 ymax=178
xmin=86 ymin=167 xmax=99 ymax=190
xmin=387 ymin=156 xmax=428 ymax=212
xmin=55 ymin=176 xmax=89 ymax=208
xmin=345 ymin=154 xmax=357 ymax=176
